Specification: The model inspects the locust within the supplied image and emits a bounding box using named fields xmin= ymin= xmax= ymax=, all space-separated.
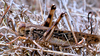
xmin=8 ymin=4 xmax=100 ymax=47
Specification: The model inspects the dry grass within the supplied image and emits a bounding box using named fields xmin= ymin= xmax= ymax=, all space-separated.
xmin=0 ymin=0 xmax=100 ymax=56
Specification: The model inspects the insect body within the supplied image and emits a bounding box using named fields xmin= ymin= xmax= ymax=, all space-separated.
xmin=16 ymin=21 xmax=100 ymax=46
xmin=26 ymin=24 xmax=100 ymax=45
xmin=16 ymin=4 xmax=100 ymax=46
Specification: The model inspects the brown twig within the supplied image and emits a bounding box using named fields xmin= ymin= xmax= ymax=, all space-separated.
xmin=7 ymin=36 xmax=27 ymax=44
xmin=0 ymin=26 xmax=18 ymax=36
xmin=0 ymin=6 xmax=10 ymax=25
xmin=0 ymin=33 xmax=4 ymax=36
xmin=7 ymin=18 xmax=15 ymax=31
xmin=7 ymin=36 xmax=43 ymax=50
xmin=65 ymin=13 xmax=78 ymax=44
xmin=33 ymin=40 xmax=43 ymax=49
xmin=39 ymin=0 xmax=44 ymax=22
xmin=0 ymin=43 xmax=80 ymax=56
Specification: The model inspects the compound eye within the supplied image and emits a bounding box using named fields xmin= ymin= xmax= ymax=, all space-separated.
xmin=16 ymin=22 xmax=26 ymax=36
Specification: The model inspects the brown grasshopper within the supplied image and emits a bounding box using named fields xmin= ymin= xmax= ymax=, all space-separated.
xmin=8 ymin=4 xmax=100 ymax=47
